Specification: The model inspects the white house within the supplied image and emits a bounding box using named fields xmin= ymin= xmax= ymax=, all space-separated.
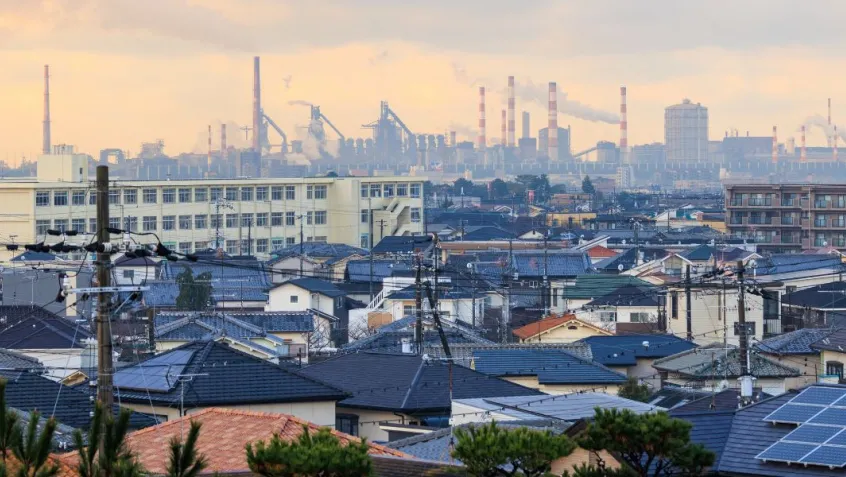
xmin=381 ymin=285 xmax=484 ymax=327
xmin=112 ymin=255 xmax=159 ymax=285
xmin=265 ymin=277 xmax=348 ymax=348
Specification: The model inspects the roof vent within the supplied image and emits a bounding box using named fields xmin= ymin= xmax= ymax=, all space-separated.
xmin=401 ymin=338 xmax=413 ymax=354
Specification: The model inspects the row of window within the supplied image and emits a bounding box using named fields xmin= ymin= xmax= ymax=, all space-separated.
xmin=34 ymin=185 xmax=327 ymax=207
xmin=162 ymin=236 xmax=320 ymax=255
xmin=360 ymin=207 xmax=422 ymax=224
xmin=360 ymin=183 xmax=421 ymax=199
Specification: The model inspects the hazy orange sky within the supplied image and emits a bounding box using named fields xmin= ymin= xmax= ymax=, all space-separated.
xmin=3 ymin=0 xmax=846 ymax=162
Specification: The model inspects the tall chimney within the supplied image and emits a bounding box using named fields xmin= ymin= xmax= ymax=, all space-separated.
xmin=252 ymin=56 xmax=261 ymax=154
xmin=42 ymin=65 xmax=51 ymax=155
xmin=772 ymin=126 xmax=778 ymax=164
xmin=221 ymin=124 xmax=227 ymax=160
xmin=835 ymin=126 xmax=839 ymax=162
xmin=801 ymin=125 xmax=807 ymax=163
xmin=522 ymin=111 xmax=530 ymax=139
xmin=478 ymin=86 xmax=486 ymax=152
xmin=620 ymin=86 xmax=628 ymax=164
xmin=501 ymin=109 xmax=507 ymax=146
xmin=208 ymin=125 xmax=213 ymax=169
xmin=450 ymin=131 xmax=457 ymax=147
xmin=548 ymin=82 xmax=558 ymax=161
xmin=507 ymin=76 xmax=516 ymax=147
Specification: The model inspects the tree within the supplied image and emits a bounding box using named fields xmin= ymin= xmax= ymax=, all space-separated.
xmin=582 ymin=176 xmax=595 ymax=194
xmin=167 ymin=421 xmax=207 ymax=477
xmin=453 ymin=178 xmax=474 ymax=196
xmin=12 ymin=411 xmax=58 ymax=477
xmin=617 ymin=378 xmax=651 ymax=403
xmin=175 ymin=269 xmax=213 ymax=311
xmin=578 ymin=408 xmax=714 ymax=477
xmin=566 ymin=463 xmax=638 ymax=477
xmin=74 ymin=404 xmax=144 ymax=477
xmin=0 ymin=380 xmax=19 ymax=464
xmin=490 ymin=179 xmax=509 ymax=199
xmin=324 ymin=171 xmax=339 ymax=178
xmin=245 ymin=426 xmax=372 ymax=477
xmin=452 ymin=421 xmax=575 ymax=477
xmin=529 ymin=174 xmax=552 ymax=204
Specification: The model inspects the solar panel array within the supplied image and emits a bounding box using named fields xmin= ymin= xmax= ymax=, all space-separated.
xmin=758 ymin=387 xmax=846 ymax=468
xmin=113 ymin=349 xmax=195 ymax=393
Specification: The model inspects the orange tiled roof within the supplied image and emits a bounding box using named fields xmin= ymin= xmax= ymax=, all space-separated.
xmin=587 ymin=245 xmax=617 ymax=258
xmin=14 ymin=455 xmax=76 ymax=477
xmin=57 ymin=408 xmax=408 ymax=475
xmin=513 ymin=314 xmax=611 ymax=339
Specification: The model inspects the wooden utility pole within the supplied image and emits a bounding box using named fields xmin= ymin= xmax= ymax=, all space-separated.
xmin=685 ymin=264 xmax=693 ymax=341
xmin=736 ymin=260 xmax=754 ymax=405
xmin=95 ymin=165 xmax=114 ymax=412
xmin=414 ymin=256 xmax=423 ymax=354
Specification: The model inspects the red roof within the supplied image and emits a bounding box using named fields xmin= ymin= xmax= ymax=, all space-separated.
xmin=587 ymin=245 xmax=617 ymax=258
xmin=513 ymin=314 xmax=611 ymax=340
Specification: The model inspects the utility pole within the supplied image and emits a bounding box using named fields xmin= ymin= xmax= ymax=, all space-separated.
xmin=737 ymin=260 xmax=753 ymax=405
xmin=503 ymin=239 xmax=514 ymax=343
xmin=469 ymin=263 xmax=476 ymax=328
xmin=685 ymin=264 xmax=693 ymax=341
xmin=95 ymin=166 xmax=114 ymax=413
xmin=299 ymin=214 xmax=304 ymax=275
xmin=369 ymin=197 xmax=374 ymax=303
xmin=542 ymin=231 xmax=549 ymax=318
xmin=414 ymin=255 xmax=423 ymax=354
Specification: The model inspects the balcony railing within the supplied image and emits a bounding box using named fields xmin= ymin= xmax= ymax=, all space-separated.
xmin=749 ymin=217 xmax=773 ymax=225
xmin=781 ymin=217 xmax=796 ymax=225
xmin=729 ymin=199 xmax=744 ymax=207
xmin=730 ymin=218 xmax=745 ymax=225
xmin=781 ymin=199 xmax=796 ymax=207
xmin=748 ymin=198 xmax=772 ymax=206
xmin=815 ymin=220 xmax=828 ymax=227
xmin=781 ymin=235 xmax=801 ymax=244
xmin=815 ymin=201 xmax=829 ymax=209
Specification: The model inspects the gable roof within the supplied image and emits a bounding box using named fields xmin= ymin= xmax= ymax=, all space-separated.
xmin=751 ymin=254 xmax=843 ymax=276
xmin=755 ymin=328 xmax=834 ymax=355
xmin=56 ymin=408 xmax=406 ymax=475
xmin=372 ymin=235 xmax=434 ymax=254
xmin=461 ymin=226 xmax=516 ymax=241
xmin=584 ymin=285 xmax=660 ymax=307
xmin=669 ymin=410 xmax=736 ymax=467
xmin=564 ymin=275 xmax=654 ymax=300
xmin=342 ymin=316 xmax=494 ymax=354
xmin=298 ymin=353 xmax=543 ymax=413
xmin=0 ymin=305 xmax=92 ymax=349
xmin=511 ymin=250 xmax=591 ymax=277
xmin=670 ymin=389 xmax=772 ymax=413
xmin=268 ymin=243 xmax=367 ymax=264
xmin=682 ymin=244 xmax=716 ymax=261
xmin=424 ymin=342 xmax=594 ymax=367
xmin=346 ymin=259 xmax=413 ymax=283
xmin=453 ymin=392 xmax=661 ymax=421
xmin=512 ymin=314 xmax=610 ymax=340
xmin=471 ymin=348 xmax=628 ymax=385
xmin=810 ymin=329 xmax=846 ymax=353
xmin=782 ymin=282 xmax=846 ymax=309
xmin=10 ymin=251 xmax=58 ymax=262
xmin=586 ymin=245 xmax=617 ymax=259
xmin=279 ymin=277 xmax=345 ymax=297
xmin=579 ymin=335 xmax=698 ymax=366
xmin=594 ymin=248 xmax=669 ymax=272
xmin=652 ymin=343 xmax=801 ymax=379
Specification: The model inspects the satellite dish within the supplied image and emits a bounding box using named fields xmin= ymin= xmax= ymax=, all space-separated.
xmin=618 ymin=264 xmax=625 ymax=271
xmin=622 ymin=239 xmax=627 ymax=245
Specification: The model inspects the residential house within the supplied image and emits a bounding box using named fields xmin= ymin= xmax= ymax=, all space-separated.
xmin=114 ymin=340 xmax=347 ymax=424
xmin=593 ymin=248 xmax=671 ymax=274
xmin=423 ymin=341 xmax=595 ymax=368
xmin=667 ymin=281 xmax=765 ymax=346
xmin=381 ymin=285 xmax=484 ymax=326
xmin=341 ymin=315 xmax=494 ymax=355
xmin=811 ymin=329 xmax=846 ymax=384
xmin=680 ymin=244 xmax=717 ymax=271
xmin=298 ymin=352 xmax=543 ymax=441
xmin=157 ymin=256 xmax=271 ymax=311
xmin=579 ymin=335 xmax=698 ymax=390
xmin=112 ymin=254 xmax=158 ymax=286
xmin=550 ymin=274 xmax=654 ymax=315
xmin=266 ymin=277 xmax=347 ymax=347
xmin=267 ymin=243 xmax=368 ymax=283
xmin=372 ymin=235 xmax=434 ymax=257
xmin=755 ymin=328 xmax=834 ymax=388
xmin=455 ymin=226 xmax=515 ymax=241
xmin=580 ymin=285 xmax=663 ymax=333
xmin=585 ymin=245 xmax=617 ymax=264
xmin=512 ymin=314 xmax=612 ymax=343
xmin=780 ymin=282 xmax=846 ymax=330
xmin=652 ymin=343 xmax=802 ymax=395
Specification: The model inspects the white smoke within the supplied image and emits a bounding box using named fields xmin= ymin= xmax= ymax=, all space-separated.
xmin=511 ymin=78 xmax=619 ymax=124
xmin=288 ymin=100 xmax=313 ymax=107
xmin=803 ymin=114 xmax=846 ymax=143
xmin=282 ymin=75 xmax=292 ymax=89
xmin=190 ymin=120 xmax=251 ymax=154
xmin=448 ymin=123 xmax=478 ymax=142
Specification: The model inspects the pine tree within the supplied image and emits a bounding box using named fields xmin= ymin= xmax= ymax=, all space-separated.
xmin=582 ymin=176 xmax=595 ymax=194
xmin=74 ymin=404 xmax=144 ymax=477
xmin=12 ymin=411 xmax=58 ymax=477
xmin=0 ymin=380 xmax=19 ymax=464
xmin=617 ymin=377 xmax=651 ymax=403
xmin=246 ymin=426 xmax=372 ymax=477
xmin=175 ymin=269 xmax=212 ymax=311
xmin=167 ymin=421 xmax=207 ymax=477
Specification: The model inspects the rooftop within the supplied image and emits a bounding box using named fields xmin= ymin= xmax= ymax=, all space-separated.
xmin=453 ymin=392 xmax=662 ymax=421
xmin=652 ymin=343 xmax=801 ymax=379
xmin=755 ymin=328 xmax=834 ymax=355
xmin=0 ymin=305 xmax=92 ymax=349
xmin=579 ymin=334 xmax=698 ymax=366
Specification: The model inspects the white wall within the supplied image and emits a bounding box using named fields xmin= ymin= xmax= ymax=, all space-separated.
xmin=669 ymin=287 xmax=764 ymax=346
xmin=266 ymin=284 xmax=337 ymax=316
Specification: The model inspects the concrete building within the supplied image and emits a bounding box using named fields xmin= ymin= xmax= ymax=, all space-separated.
xmin=665 ymin=99 xmax=708 ymax=163
xmin=538 ymin=127 xmax=571 ymax=160
xmin=2 ymin=153 xmax=425 ymax=258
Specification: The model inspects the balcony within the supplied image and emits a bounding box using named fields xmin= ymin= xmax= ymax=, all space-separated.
xmin=729 ymin=199 xmax=744 ymax=207
xmin=781 ymin=199 xmax=797 ymax=207
xmin=815 ymin=220 xmax=828 ymax=228
xmin=748 ymin=198 xmax=772 ymax=207
xmin=781 ymin=216 xmax=796 ymax=226
xmin=832 ymin=219 xmax=846 ymax=228
xmin=748 ymin=217 xmax=773 ymax=225
xmin=815 ymin=201 xmax=830 ymax=209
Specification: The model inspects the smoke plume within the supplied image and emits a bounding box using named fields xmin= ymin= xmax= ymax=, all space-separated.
xmin=511 ymin=78 xmax=619 ymax=124
xmin=448 ymin=123 xmax=478 ymax=141
xmin=803 ymin=114 xmax=846 ymax=143
xmin=288 ymin=100 xmax=313 ymax=107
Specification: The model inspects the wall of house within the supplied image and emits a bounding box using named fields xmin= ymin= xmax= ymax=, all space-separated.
xmin=761 ymin=352 xmax=820 ymax=389
xmin=267 ymin=285 xmax=313 ymax=312
xmin=385 ymin=298 xmax=481 ymax=326
xmin=121 ymin=400 xmax=337 ymax=428
xmin=664 ymin=376 xmax=790 ymax=396
xmin=114 ymin=264 xmax=157 ymax=286
xmin=270 ymin=258 xmax=318 ymax=284
xmin=670 ymin=287 xmax=764 ymax=346
xmin=820 ymin=349 xmax=846 ymax=382
xmin=609 ymin=358 xmax=663 ymax=391
xmin=582 ymin=305 xmax=660 ymax=328
xmin=552 ymin=448 xmax=620 ymax=475
xmin=502 ymin=376 xmax=621 ymax=396
xmin=22 ymin=349 xmax=84 ymax=381
xmin=338 ymin=408 xmax=407 ymax=442
xmin=519 ymin=323 xmax=608 ymax=343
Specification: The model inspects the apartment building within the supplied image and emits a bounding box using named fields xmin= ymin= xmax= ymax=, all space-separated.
xmin=725 ymin=184 xmax=846 ymax=252
xmin=0 ymin=157 xmax=425 ymax=257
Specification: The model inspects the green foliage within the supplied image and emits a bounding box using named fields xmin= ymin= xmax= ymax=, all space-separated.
xmin=167 ymin=421 xmax=207 ymax=477
xmin=452 ymin=421 xmax=576 ymax=477
xmin=325 ymin=171 xmax=339 ymax=178
xmin=175 ymin=269 xmax=213 ymax=311
xmin=12 ymin=411 xmax=57 ymax=477
xmin=578 ymin=408 xmax=714 ymax=477
xmin=245 ymin=425 xmax=372 ymax=477
xmin=74 ymin=404 xmax=144 ymax=477
xmin=490 ymin=179 xmax=510 ymax=199
xmin=582 ymin=176 xmax=595 ymax=195
xmin=565 ymin=463 xmax=638 ymax=477
xmin=0 ymin=380 xmax=19 ymax=464
xmin=529 ymin=174 xmax=552 ymax=204
xmin=616 ymin=378 xmax=651 ymax=403
xmin=454 ymin=178 xmax=474 ymax=195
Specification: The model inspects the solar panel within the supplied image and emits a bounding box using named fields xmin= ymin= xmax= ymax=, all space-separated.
xmin=826 ymin=430 xmax=846 ymax=446
xmin=764 ymin=403 xmax=825 ymax=424
xmin=833 ymin=394 xmax=846 ymax=408
xmin=809 ymin=408 xmax=846 ymax=427
xmin=113 ymin=349 xmax=195 ymax=393
xmin=793 ymin=387 xmax=846 ymax=406
xmin=757 ymin=442 xmax=817 ymax=463
xmin=783 ymin=424 xmax=842 ymax=444
xmin=800 ymin=446 xmax=846 ymax=468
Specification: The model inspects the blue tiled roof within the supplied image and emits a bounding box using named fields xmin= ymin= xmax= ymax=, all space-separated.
xmin=579 ymin=335 xmax=698 ymax=366
xmin=752 ymin=254 xmax=843 ymax=276
xmin=156 ymin=312 xmax=314 ymax=339
xmin=213 ymin=285 xmax=268 ymax=302
xmin=755 ymin=328 xmax=833 ymax=355
xmin=0 ymin=305 xmax=92 ymax=349
xmin=282 ymin=278 xmax=345 ymax=298
xmin=666 ymin=410 xmax=735 ymax=469
xmin=341 ymin=315 xmax=493 ymax=354
xmin=511 ymin=251 xmax=591 ymax=278
xmin=594 ymin=248 xmax=669 ymax=272
xmin=585 ymin=285 xmax=660 ymax=307
xmin=682 ymin=244 xmax=716 ymax=261
xmin=372 ymin=235 xmax=434 ymax=254
xmin=142 ymin=281 xmax=180 ymax=307
xmin=345 ymin=259 xmax=412 ymax=283
xmin=162 ymin=259 xmax=270 ymax=286
xmin=10 ymin=251 xmax=57 ymax=262
xmin=472 ymin=349 xmax=627 ymax=385
xmin=268 ymin=243 xmax=367 ymax=264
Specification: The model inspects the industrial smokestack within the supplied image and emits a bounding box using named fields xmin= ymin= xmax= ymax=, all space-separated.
xmin=507 ymin=76 xmax=515 ymax=147
xmin=501 ymin=109 xmax=507 ymax=146
xmin=221 ymin=124 xmax=227 ymax=160
xmin=478 ymin=86 xmax=486 ymax=152
xmin=522 ymin=111 xmax=530 ymax=139
xmin=620 ymin=86 xmax=628 ymax=164
xmin=42 ymin=65 xmax=51 ymax=155
xmin=450 ymin=131 xmax=457 ymax=147
xmin=772 ymin=126 xmax=778 ymax=164
xmin=835 ymin=126 xmax=839 ymax=162
xmin=801 ymin=125 xmax=807 ymax=163
xmin=252 ymin=56 xmax=261 ymax=154
xmin=208 ymin=125 xmax=213 ymax=169
xmin=548 ymin=82 xmax=558 ymax=161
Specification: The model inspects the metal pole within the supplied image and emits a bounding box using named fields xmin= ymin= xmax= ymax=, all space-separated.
xmin=737 ymin=260 xmax=753 ymax=404
xmin=415 ymin=256 xmax=423 ymax=354
xmin=685 ymin=264 xmax=693 ymax=341
xmin=95 ymin=166 xmax=114 ymax=414
xmin=299 ymin=215 xmax=304 ymax=275
xmin=369 ymin=196 xmax=374 ymax=303
xmin=471 ymin=264 xmax=476 ymax=328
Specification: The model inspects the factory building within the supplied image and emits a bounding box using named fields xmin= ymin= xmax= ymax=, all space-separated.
xmin=665 ymin=99 xmax=709 ymax=163
xmin=538 ymin=127 xmax=571 ymax=160
xmin=5 ymin=152 xmax=425 ymax=257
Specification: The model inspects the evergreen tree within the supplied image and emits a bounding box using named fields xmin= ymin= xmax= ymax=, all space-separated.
xmin=578 ymin=408 xmax=714 ymax=477
xmin=246 ymin=426 xmax=372 ymax=477
xmin=490 ymin=179 xmax=509 ymax=199
xmin=0 ymin=380 xmax=19 ymax=464
xmin=175 ymin=269 xmax=213 ymax=311
xmin=74 ymin=404 xmax=144 ymax=477
xmin=452 ymin=421 xmax=575 ymax=477
xmin=453 ymin=178 xmax=474 ymax=197
xmin=617 ymin=378 xmax=651 ymax=403
xmin=582 ymin=176 xmax=595 ymax=194
xmin=167 ymin=421 xmax=207 ymax=477
xmin=12 ymin=411 xmax=58 ymax=477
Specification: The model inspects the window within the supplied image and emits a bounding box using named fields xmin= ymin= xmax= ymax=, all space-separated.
xmin=410 ymin=183 xmax=421 ymax=197
xmin=370 ymin=184 xmax=381 ymax=198
xmin=306 ymin=211 xmax=313 ymax=225
xmin=827 ymin=361 xmax=844 ymax=382
xmin=195 ymin=215 xmax=207 ymax=230
xmin=225 ymin=240 xmax=238 ymax=255
xmin=256 ymin=186 xmax=268 ymax=201
xmin=285 ymin=185 xmax=295 ymax=200
xmin=163 ymin=188 xmax=176 ymax=204
xmin=109 ymin=217 xmax=120 ymax=230
xmin=290 ymin=295 xmax=299 ymax=303
xmin=88 ymin=191 xmax=98 ymax=205
xmin=225 ymin=187 xmax=238 ymax=201
xmin=124 ymin=216 xmax=138 ymax=232
xmin=178 ymin=242 xmax=192 ymax=253
xmin=179 ymin=188 xmax=191 ymax=203
xmin=314 ymin=211 xmax=327 ymax=225
xmin=105 ymin=189 xmax=119 ymax=205
xmin=36 ymin=220 xmax=50 ymax=236
xmin=211 ymin=214 xmax=222 ymax=229
xmin=123 ymin=189 xmax=137 ymax=205
xmin=397 ymin=183 xmax=408 ymax=196
xmin=286 ymin=211 xmax=295 ymax=226
xmin=194 ymin=188 xmax=208 ymax=202
xmin=89 ymin=218 xmax=97 ymax=233
xmin=360 ymin=234 xmax=369 ymax=248
xmin=403 ymin=305 xmax=416 ymax=316
xmin=314 ymin=185 xmax=327 ymax=199
xmin=256 ymin=239 xmax=269 ymax=253
xmin=271 ymin=212 xmax=283 ymax=227
xmin=335 ymin=415 xmax=359 ymax=437
xmin=272 ymin=238 xmax=284 ymax=250
xmin=194 ymin=241 xmax=209 ymax=251
xmin=286 ymin=237 xmax=295 ymax=246
xmin=360 ymin=184 xmax=368 ymax=198
xmin=210 ymin=187 xmax=223 ymax=201
xmin=384 ymin=184 xmax=394 ymax=197
xmin=72 ymin=191 xmax=85 ymax=206
xmin=241 ymin=214 xmax=254 ymax=227
xmin=53 ymin=191 xmax=68 ymax=206
xmin=141 ymin=215 xmax=157 ymax=232
xmin=36 ymin=191 xmax=50 ymax=207
xmin=71 ymin=219 xmax=85 ymax=233
xmin=179 ymin=215 xmax=192 ymax=230
xmin=313 ymin=236 xmax=327 ymax=242
xmin=241 ymin=187 xmax=253 ymax=201
xmin=240 ymin=239 xmax=251 ymax=255
xmin=256 ymin=213 xmax=268 ymax=227
xmin=53 ymin=219 xmax=68 ymax=232
xmin=361 ymin=209 xmax=369 ymax=224
xmin=271 ymin=186 xmax=283 ymax=201
xmin=162 ymin=216 xmax=175 ymax=231
xmin=410 ymin=207 xmax=421 ymax=223
xmin=630 ymin=312 xmax=651 ymax=323
xmin=306 ymin=185 xmax=314 ymax=200
xmin=599 ymin=311 xmax=617 ymax=322
xmin=143 ymin=188 xmax=157 ymax=204
xmin=122 ymin=270 xmax=135 ymax=280
xmin=226 ymin=214 xmax=238 ymax=228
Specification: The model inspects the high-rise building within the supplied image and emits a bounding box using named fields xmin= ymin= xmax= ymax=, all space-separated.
xmin=665 ymin=99 xmax=708 ymax=163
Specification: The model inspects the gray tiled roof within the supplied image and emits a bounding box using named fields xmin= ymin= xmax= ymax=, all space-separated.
xmin=268 ymin=243 xmax=367 ymax=264
xmin=424 ymin=342 xmax=593 ymax=367
xmin=652 ymin=343 xmax=801 ymax=379
xmin=453 ymin=393 xmax=661 ymax=421
xmin=755 ymin=328 xmax=833 ymax=355
xmin=471 ymin=348 xmax=627 ymax=385
xmin=0 ymin=305 xmax=92 ymax=349
xmin=346 ymin=259 xmax=413 ymax=283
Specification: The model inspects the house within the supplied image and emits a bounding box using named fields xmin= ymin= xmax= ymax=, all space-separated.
xmin=811 ymin=329 xmax=846 ymax=384
xmin=372 ymin=235 xmax=434 ymax=256
xmin=266 ymin=277 xmax=347 ymax=347
xmin=424 ymin=341 xmax=595 ymax=368
xmin=114 ymin=340 xmax=347 ymax=424
xmin=584 ymin=245 xmax=617 ymax=264
xmin=298 ymin=352 xmax=544 ymax=441
xmin=579 ymin=335 xmax=698 ymax=390
xmin=112 ymin=254 xmax=158 ymax=285
xmin=55 ymin=408 xmax=417 ymax=476
xmin=267 ymin=243 xmax=368 ymax=283
xmin=580 ymin=285 xmax=663 ymax=333
xmin=550 ymin=275 xmax=654 ymax=315
xmin=593 ymin=248 xmax=671 ymax=274
xmin=667 ymin=281 xmax=766 ymax=346
xmin=158 ymin=257 xmax=271 ymax=311
xmin=341 ymin=315 xmax=494 ymax=355
xmin=781 ymin=282 xmax=846 ymax=330
xmin=680 ymin=244 xmax=717 ymax=270
xmin=755 ymin=328 xmax=834 ymax=388
xmin=652 ymin=343 xmax=803 ymax=395
xmin=512 ymin=314 xmax=612 ymax=343
xmin=381 ymin=285 xmax=484 ymax=326
xmin=456 ymin=226 xmax=515 ymax=241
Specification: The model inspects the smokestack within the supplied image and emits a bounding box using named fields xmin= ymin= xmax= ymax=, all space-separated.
xmin=42 ymin=65 xmax=51 ymax=155
xmin=801 ymin=125 xmax=807 ymax=163
xmin=450 ymin=131 xmax=457 ymax=147
xmin=620 ymin=86 xmax=628 ymax=164
xmin=772 ymin=126 xmax=778 ymax=164
xmin=507 ymin=76 xmax=516 ymax=147
xmin=522 ymin=111 xmax=530 ymax=139
xmin=252 ymin=56 xmax=261 ymax=154
xmin=835 ymin=126 xmax=839 ymax=162
xmin=548 ymin=82 xmax=558 ymax=161
xmin=478 ymin=86 xmax=486 ymax=152
xmin=221 ymin=124 xmax=227 ymax=160
xmin=501 ymin=109 xmax=507 ymax=146
xmin=208 ymin=125 xmax=213 ymax=169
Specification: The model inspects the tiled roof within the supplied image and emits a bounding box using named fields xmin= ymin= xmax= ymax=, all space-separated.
xmin=56 ymin=408 xmax=407 ymax=475
xmin=268 ymin=243 xmax=367 ymax=264
xmin=346 ymin=259 xmax=413 ymax=283
xmin=461 ymin=226 xmax=516 ymax=241
xmin=512 ymin=314 xmax=608 ymax=340
xmin=510 ymin=250 xmax=591 ymax=278
xmin=587 ymin=245 xmax=617 ymax=258
xmin=0 ymin=348 xmax=44 ymax=371
xmin=669 ymin=410 xmax=735 ymax=467
xmin=472 ymin=349 xmax=628 ymax=385
xmin=453 ymin=393 xmax=661 ymax=421
xmin=0 ymin=306 xmax=92 ymax=349
xmin=682 ymin=244 xmax=716 ymax=261
xmin=386 ymin=285 xmax=479 ymax=300
xmin=298 ymin=353 xmax=543 ymax=413
xmin=755 ymin=328 xmax=833 ymax=355
xmin=279 ymin=277 xmax=345 ymax=297
xmin=652 ymin=343 xmax=801 ymax=379
xmin=563 ymin=275 xmax=654 ymax=300
xmin=810 ymin=329 xmax=846 ymax=353
xmin=158 ymin=311 xmax=314 ymax=333
xmin=752 ymin=254 xmax=843 ymax=276
xmin=579 ymin=335 xmax=698 ymax=366
xmin=584 ymin=285 xmax=660 ymax=307
xmin=424 ymin=342 xmax=594 ymax=368
xmin=371 ymin=455 xmax=466 ymax=477
xmin=342 ymin=316 xmax=493 ymax=354
xmin=372 ymin=235 xmax=434 ymax=254
xmin=141 ymin=281 xmax=180 ymax=307
xmin=782 ymin=282 xmax=846 ymax=309
xmin=647 ymin=387 xmax=713 ymax=409
xmin=670 ymin=389 xmax=772 ymax=413
xmin=594 ymin=248 xmax=669 ymax=272
xmin=10 ymin=251 xmax=58 ymax=262
xmin=162 ymin=258 xmax=271 ymax=286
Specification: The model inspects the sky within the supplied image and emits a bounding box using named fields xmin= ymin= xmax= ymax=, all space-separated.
xmin=3 ymin=0 xmax=846 ymax=163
